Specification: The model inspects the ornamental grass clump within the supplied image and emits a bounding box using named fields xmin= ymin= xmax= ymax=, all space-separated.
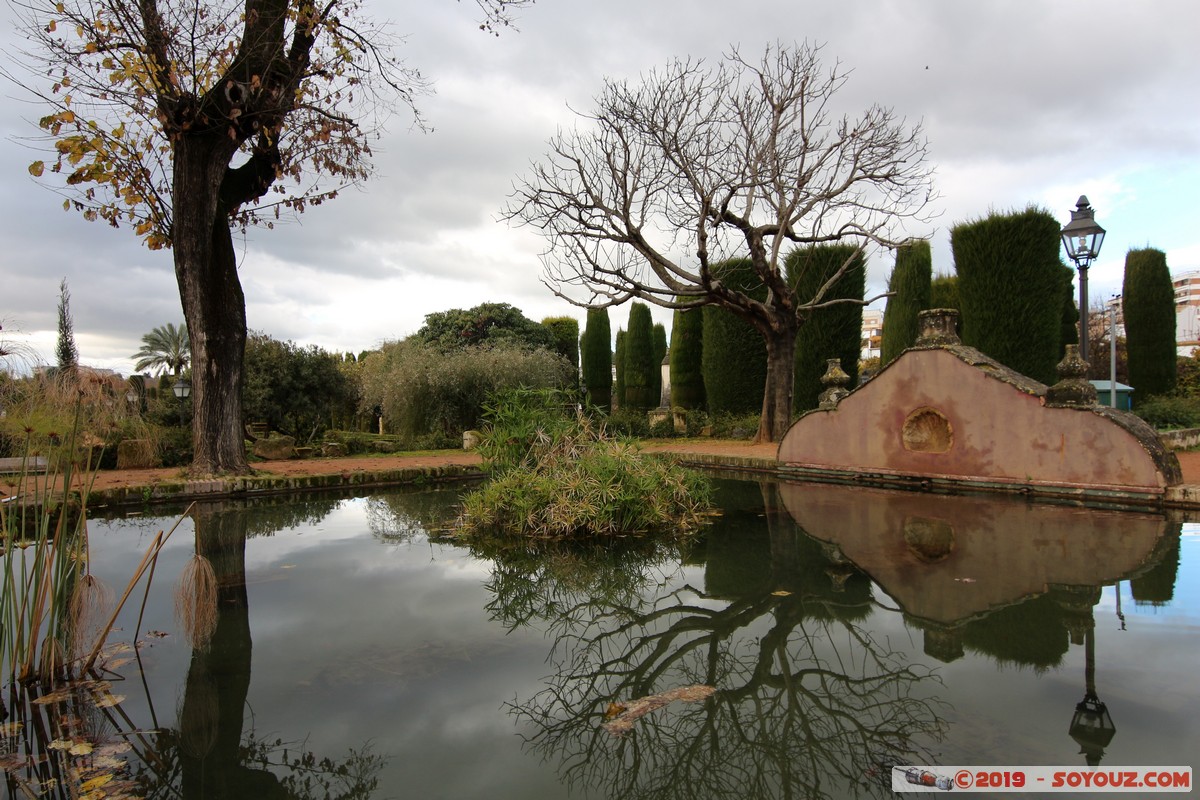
xmin=457 ymin=389 xmax=712 ymax=539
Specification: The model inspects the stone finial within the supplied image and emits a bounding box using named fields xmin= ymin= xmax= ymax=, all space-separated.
xmin=915 ymin=309 xmax=962 ymax=347
xmin=818 ymin=358 xmax=851 ymax=409
xmin=1045 ymin=344 xmax=1097 ymax=408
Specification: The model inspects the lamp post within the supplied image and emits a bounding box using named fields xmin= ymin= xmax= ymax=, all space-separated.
xmin=1109 ymin=295 xmax=1121 ymax=408
xmin=1061 ymin=196 xmax=1106 ymax=362
xmin=172 ymin=376 xmax=191 ymax=428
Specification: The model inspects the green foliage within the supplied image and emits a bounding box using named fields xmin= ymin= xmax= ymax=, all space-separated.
xmin=581 ymin=308 xmax=612 ymax=412
xmin=605 ymin=406 xmax=650 ymax=437
xmin=1123 ymin=248 xmax=1177 ymax=401
xmin=1132 ymin=394 xmax=1200 ymax=430
xmin=622 ymin=303 xmax=657 ymax=411
xmin=457 ymin=389 xmax=712 ymax=539
xmin=928 ymin=273 xmax=960 ymax=314
xmin=55 ymin=278 xmax=78 ymax=376
xmin=708 ymin=412 xmax=762 ymax=439
xmin=541 ymin=316 xmax=580 ymax=374
xmin=880 ymin=240 xmax=932 ymax=365
xmin=242 ymin=332 xmax=355 ymax=443
xmin=358 ymin=339 xmax=574 ymax=445
xmin=788 ymin=245 xmax=866 ymax=412
xmin=669 ymin=308 xmax=705 ymax=409
xmin=415 ymin=303 xmax=555 ymax=351
xmin=614 ymin=329 xmax=627 ymax=409
xmin=1176 ymin=352 xmax=1200 ymax=397
xmin=132 ymin=322 xmax=190 ymax=376
xmin=1058 ymin=264 xmax=1079 ymax=352
xmin=952 ymin=207 xmax=1066 ymax=385
xmin=702 ymin=259 xmax=767 ymax=414
xmin=650 ymin=322 xmax=667 ymax=407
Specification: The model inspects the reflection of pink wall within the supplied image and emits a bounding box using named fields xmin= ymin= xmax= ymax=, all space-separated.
xmin=778 ymin=349 xmax=1168 ymax=492
xmin=778 ymin=481 xmax=1167 ymax=625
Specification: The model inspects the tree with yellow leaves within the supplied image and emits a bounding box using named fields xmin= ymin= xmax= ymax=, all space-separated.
xmin=10 ymin=0 xmax=531 ymax=473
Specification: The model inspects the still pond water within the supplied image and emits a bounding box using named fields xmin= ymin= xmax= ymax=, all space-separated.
xmin=14 ymin=478 xmax=1200 ymax=798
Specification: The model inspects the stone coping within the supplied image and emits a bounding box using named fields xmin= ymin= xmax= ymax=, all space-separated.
xmin=50 ymin=451 xmax=1200 ymax=517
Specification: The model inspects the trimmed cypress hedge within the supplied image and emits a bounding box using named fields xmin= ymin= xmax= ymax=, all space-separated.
xmin=880 ymin=240 xmax=932 ymax=366
xmin=702 ymin=259 xmax=767 ymax=414
xmin=787 ymin=244 xmax=866 ymax=412
xmin=581 ymin=308 xmax=612 ymax=411
xmin=623 ymin=303 xmax=657 ymax=411
xmin=651 ymin=322 xmax=668 ymax=407
xmin=614 ymin=329 xmax=626 ymax=410
xmin=1123 ymin=248 xmax=1177 ymax=401
xmin=669 ymin=308 xmax=705 ymax=409
xmin=951 ymin=207 xmax=1066 ymax=385
xmin=541 ymin=316 xmax=580 ymax=374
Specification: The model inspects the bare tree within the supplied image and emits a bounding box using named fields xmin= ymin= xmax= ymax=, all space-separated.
xmin=10 ymin=0 xmax=531 ymax=474
xmin=505 ymin=42 xmax=935 ymax=441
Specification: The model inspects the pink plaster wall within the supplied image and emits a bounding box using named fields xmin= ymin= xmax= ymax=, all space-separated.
xmin=777 ymin=349 xmax=1168 ymax=491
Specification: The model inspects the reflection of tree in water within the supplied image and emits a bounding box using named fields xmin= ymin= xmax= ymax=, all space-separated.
xmin=495 ymin=482 xmax=947 ymax=800
xmin=1131 ymin=527 xmax=1182 ymax=607
xmin=364 ymin=486 xmax=464 ymax=543
xmin=129 ymin=503 xmax=385 ymax=799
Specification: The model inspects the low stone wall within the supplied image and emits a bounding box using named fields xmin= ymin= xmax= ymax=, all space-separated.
xmin=1159 ymin=428 xmax=1200 ymax=450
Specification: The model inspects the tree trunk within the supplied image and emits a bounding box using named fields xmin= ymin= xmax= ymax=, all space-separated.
xmin=756 ymin=321 xmax=799 ymax=444
xmin=174 ymin=135 xmax=251 ymax=475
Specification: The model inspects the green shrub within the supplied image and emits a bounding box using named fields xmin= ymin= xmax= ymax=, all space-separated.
xmin=787 ymin=244 xmax=866 ymax=412
xmin=1123 ymin=248 xmax=1177 ymax=402
xmin=457 ymin=389 xmax=712 ymax=539
xmin=606 ymin=407 xmax=651 ymax=438
xmin=881 ymin=240 xmax=932 ymax=365
xmin=581 ymin=308 xmax=612 ymax=411
xmin=358 ymin=339 xmax=573 ymax=442
xmin=669 ymin=308 xmax=705 ymax=409
xmin=702 ymin=259 xmax=767 ymax=414
xmin=623 ymin=303 xmax=657 ymax=411
xmin=708 ymin=412 xmax=762 ymax=440
xmin=1133 ymin=395 xmax=1200 ymax=430
xmin=952 ymin=207 xmax=1066 ymax=385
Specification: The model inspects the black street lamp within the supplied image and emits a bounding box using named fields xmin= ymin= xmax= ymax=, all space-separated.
xmin=172 ymin=376 xmax=191 ymax=427
xmin=1061 ymin=196 xmax=1106 ymax=362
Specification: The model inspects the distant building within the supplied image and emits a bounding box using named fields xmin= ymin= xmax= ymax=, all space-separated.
xmin=860 ymin=309 xmax=883 ymax=361
xmin=1174 ymin=270 xmax=1200 ymax=356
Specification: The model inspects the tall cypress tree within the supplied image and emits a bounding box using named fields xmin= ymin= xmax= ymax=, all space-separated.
xmin=613 ymin=329 xmax=626 ymax=411
xmin=1123 ymin=248 xmax=1177 ymax=401
xmin=581 ymin=308 xmax=612 ymax=411
xmin=55 ymin=277 xmax=79 ymax=378
xmin=702 ymin=259 xmax=767 ymax=414
xmin=952 ymin=207 xmax=1065 ymax=385
xmin=880 ymin=240 xmax=932 ymax=366
xmin=623 ymin=303 xmax=657 ymax=411
xmin=788 ymin=244 xmax=866 ymax=412
xmin=651 ymin=322 xmax=668 ymax=407
xmin=669 ymin=308 xmax=705 ymax=409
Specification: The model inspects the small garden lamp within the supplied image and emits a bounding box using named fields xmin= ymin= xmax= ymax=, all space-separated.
xmin=1061 ymin=196 xmax=1106 ymax=362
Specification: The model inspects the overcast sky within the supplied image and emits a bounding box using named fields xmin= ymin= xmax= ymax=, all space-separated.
xmin=2 ymin=0 xmax=1198 ymax=375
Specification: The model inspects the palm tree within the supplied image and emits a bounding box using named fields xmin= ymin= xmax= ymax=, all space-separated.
xmin=133 ymin=323 xmax=190 ymax=377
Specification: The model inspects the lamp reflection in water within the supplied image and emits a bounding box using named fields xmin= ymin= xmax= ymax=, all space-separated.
xmin=1056 ymin=584 xmax=1116 ymax=766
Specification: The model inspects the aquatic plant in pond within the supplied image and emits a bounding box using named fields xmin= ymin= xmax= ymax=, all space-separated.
xmin=457 ymin=389 xmax=712 ymax=538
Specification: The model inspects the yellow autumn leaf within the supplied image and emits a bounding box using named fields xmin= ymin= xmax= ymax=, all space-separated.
xmin=134 ymin=220 xmax=153 ymax=236
xmin=46 ymin=19 xmax=56 ymax=31
xmin=0 ymin=722 xmax=23 ymax=737
xmin=80 ymin=774 xmax=114 ymax=792
xmin=29 ymin=161 xmax=45 ymax=177
xmin=69 ymin=742 xmax=94 ymax=756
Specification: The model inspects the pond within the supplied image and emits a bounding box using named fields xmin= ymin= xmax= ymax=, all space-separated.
xmin=4 ymin=477 xmax=1198 ymax=799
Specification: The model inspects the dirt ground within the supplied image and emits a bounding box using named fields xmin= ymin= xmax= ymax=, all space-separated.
xmin=7 ymin=439 xmax=1195 ymax=494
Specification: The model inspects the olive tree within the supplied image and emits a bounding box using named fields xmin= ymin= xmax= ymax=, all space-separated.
xmin=505 ymin=42 xmax=934 ymax=441
xmin=11 ymin=0 xmax=530 ymax=473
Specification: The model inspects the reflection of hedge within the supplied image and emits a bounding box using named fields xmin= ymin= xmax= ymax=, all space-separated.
xmin=1131 ymin=531 xmax=1181 ymax=606
xmin=669 ymin=308 xmax=705 ymax=410
xmin=952 ymin=208 xmax=1065 ymax=385
xmin=788 ymin=245 xmax=866 ymax=412
xmin=702 ymin=260 xmax=766 ymax=414
xmin=881 ymin=240 xmax=931 ymax=366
